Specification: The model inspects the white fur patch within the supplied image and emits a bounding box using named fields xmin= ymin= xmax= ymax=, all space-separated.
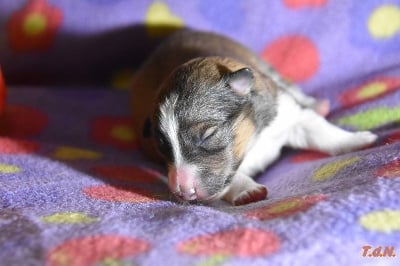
xmin=238 ymin=92 xmax=302 ymax=176
xmin=159 ymin=94 xmax=183 ymax=165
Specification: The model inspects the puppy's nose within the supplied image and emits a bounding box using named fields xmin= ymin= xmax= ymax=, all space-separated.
xmin=168 ymin=166 xmax=201 ymax=201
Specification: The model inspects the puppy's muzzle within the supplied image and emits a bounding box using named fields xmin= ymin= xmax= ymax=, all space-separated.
xmin=168 ymin=165 xmax=207 ymax=201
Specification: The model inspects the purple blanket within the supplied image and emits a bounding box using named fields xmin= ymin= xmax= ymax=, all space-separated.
xmin=1 ymin=1 xmax=400 ymax=265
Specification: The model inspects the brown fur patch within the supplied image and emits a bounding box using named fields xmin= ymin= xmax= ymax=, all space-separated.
xmin=233 ymin=115 xmax=255 ymax=159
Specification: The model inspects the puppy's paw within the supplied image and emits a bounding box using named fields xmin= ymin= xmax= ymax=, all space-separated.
xmin=232 ymin=185 xmax=267 ymax=206
xmin=332 ymin=131 xmax=378 ymax=155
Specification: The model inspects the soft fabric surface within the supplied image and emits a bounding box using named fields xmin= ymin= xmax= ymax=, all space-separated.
xmin=1 ymin=1 xmax=400 ymax=266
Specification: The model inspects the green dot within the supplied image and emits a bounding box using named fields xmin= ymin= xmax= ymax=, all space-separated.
xmin=23 ymin=13 xmax=47 ymax=36
xmin=336 ymin=107 xmax=400 ymax=130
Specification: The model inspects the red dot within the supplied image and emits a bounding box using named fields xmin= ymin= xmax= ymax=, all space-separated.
xmin=91 ymin=165 xmax=162 ymax=184
xmin=384 ymin=130 xmax=400 ymax=145
xmin=83 ymin=184 xmax=161 ymax=203
xmin=244 ymin=194 xmax=327 ymax=221
xmin=339 ymin=77 xmax=400 ymax=109
xmin=90 ymin=116 xmax=137 ymax=150
xmin=0 ymin=67 xmax=5 ymax=114
xmin=47 ymin=235 xmax=150 ymax=266
xmin=177 ymin=228 xmax=280 ymax=257
xmin=0 ymin=137 xmax=39 ymax=154
xmin=0 ymin=105 xmax=48 ymax=138
xmin=291 ymin=150 xmax=330 ymax=163
xmin=261 ymin=35 xmax=319 ymax=82
xmin=374 ymin=159 xmax=400 ymax=178
xmin=284 ymin=0 xmax=327 ymax=9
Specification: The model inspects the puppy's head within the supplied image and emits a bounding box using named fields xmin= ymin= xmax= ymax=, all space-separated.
xmin=152 ymin=58 xmax=261 ymax=202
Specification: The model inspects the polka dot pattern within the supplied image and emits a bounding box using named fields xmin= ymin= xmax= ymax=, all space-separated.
xmin=284 ymin=0 xmax=327 ymax=9
xmin=145 ymin=1 xmax=184 ymax=38
xmin=312 ymin=157 xmax=360 ymax=182
xmin=41 ymin=212 xmax=98 ymax=224
xmin=374 ymin=159 xmax=400 ymax=178
xmin=177 ymin=228 xmax=281 ymax=257
xmin=0 ymin=138 xmax=39 ymax=154
xmin=261 ymin=35 xmax=319 ymax=82
xmin=83 ymin=185 xmax=163 ymax=203
xmin=47 ymin=235 xmax=150 ymax=266
xmin=0 ymin=68 xmax=5 ymax=114
xmin=0 ymin=163 xmax=21 ymax=174
xmin=91 ymin=165 xmax=162 ymax=184
xmin=245 ymin=195 xmax=327 ymax=220
xmin=339 ymin=77 xmax=400 ymax=108
xmin=0 ymin=1 xmax=399 ymax=265
xmin=90 ymin=117 xmax=137 ymax=150
xmin=336 ymin=107 xmax=400 ymax=131
xmin=368 ymin=5 xmax=400 ymax=39
xmin=359 ymin=210 xmax=400 ymax=233
xmin=6 ymin=0 xmax=63 ymax=52
xmin=0 ymin=105 xmax=48 ymax=138
xmin=53 ymin=146 xmax=102 ymax=160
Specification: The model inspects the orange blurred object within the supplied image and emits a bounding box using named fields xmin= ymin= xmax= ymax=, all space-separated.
xmin=0 ymin=67 xmax=6 ymax=114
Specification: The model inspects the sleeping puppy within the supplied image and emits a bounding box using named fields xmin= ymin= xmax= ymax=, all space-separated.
xmin=131 ymin=30 xmax=377 ymax=206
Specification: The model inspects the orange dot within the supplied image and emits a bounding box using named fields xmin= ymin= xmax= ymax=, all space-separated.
xmin=0 ymin=137 xmax=39 ymax=154
xmin=47 ymin=235 xmax=150 ymax=266
xmin=83 ymin=185 xmax=160 ymax=203
xmin=245 ymin=194 xmax=326 ymax=220
xmin=261 ymin=35 xmax=319 ymax=82
xmin=374 ymin=159 xmax=400 ymax=178
xmin=177 ymin=228 xmax=280 ymax=257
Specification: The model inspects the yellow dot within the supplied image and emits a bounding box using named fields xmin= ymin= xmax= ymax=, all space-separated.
xmin=359 ymin=209 xmax=400 ymax=233
xmin=23 ymin=13 xmax=47 ymax=36
xmin=110 ymin=125 xmax=135 ymax=142
xmin=268 ymin=200 xmax=301 ymax=214
xmin=41 ymin=212 xmax=98 ymax=224
xmin=357 ymin=82 xmax=387 ymax=99
xmin=0 ymin=163 xmax=21 ymax=174
xmin=53 ymin=146 xmax=102 ymax=160
xmin=111 ymin=69 xmax=136 ymax=90
xmin=145 ymin=1 xmax=184 ymax=37
xmin=368 ymin=5 xmax=400 ymax=39
xmin=312 ymin=157 xmax=360 ymax=182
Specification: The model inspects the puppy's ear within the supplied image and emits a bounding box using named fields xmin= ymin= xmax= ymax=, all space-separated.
xmin=227 ymin=68 xmax=254 ymax=95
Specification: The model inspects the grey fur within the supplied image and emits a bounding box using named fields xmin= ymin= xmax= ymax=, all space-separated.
xmin=132 ymin=30 xmax=289 ymax=199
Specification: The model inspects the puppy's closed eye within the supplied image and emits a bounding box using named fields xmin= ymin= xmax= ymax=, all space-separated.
xmin=200 ymin=126 xmax=218 ymax=143
xmin=196 ymin=125 xmax=227 ymax=152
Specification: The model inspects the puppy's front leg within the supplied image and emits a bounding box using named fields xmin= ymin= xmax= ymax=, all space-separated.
xmin=223 ymin=172 xmax=267 ymax=206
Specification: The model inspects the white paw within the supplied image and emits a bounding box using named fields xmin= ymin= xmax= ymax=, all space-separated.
xmin=232 ymin=185 xmax=267 ymax=206
xmin=355 ymin=131 xmax=378 ymax=144
xmin=332 ymin=131 xmax=378 ymax=155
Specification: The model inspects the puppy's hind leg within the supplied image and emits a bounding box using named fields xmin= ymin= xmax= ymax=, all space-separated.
xmin=288 ymin=109 xmax=377 ymax=155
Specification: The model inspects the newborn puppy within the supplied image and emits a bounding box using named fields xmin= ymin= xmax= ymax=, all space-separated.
xmin=131 ymin=30 xmax=377 ymax=206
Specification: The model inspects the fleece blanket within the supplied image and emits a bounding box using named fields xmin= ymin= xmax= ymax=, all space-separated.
xmin=1 ymin=1 xmax=400 ymax=265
